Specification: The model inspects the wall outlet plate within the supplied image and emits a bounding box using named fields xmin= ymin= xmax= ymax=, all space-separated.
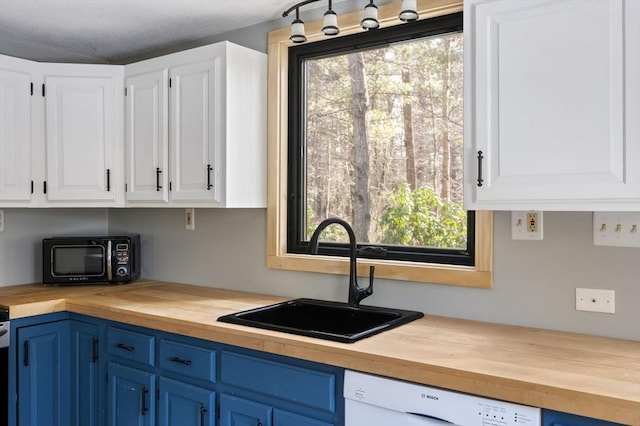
xmin=593 ymin=212 xmax=640 ymax=248
xmin=185 ymin=208 xmax=195 ymax=231
xmin=511 ymin=211 xmax=543 ymax=240
xmin=576 ymin=288 xmax=615 ymax=314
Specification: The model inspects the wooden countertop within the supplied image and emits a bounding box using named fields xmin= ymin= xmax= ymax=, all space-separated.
xmin=1 ymin=280 xmax=638 ymax=425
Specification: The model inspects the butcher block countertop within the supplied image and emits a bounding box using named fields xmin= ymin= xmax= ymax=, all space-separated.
xmin=1 ymin=280 xmax=638 ymax=425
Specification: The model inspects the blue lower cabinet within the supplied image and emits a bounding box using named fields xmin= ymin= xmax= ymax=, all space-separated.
xmin=273 ymin=409 xmax=334 ymax=426
xmin=543 ymin=410 xmax=626 ymax=426
xmin=157 ymin=377 xmax=215 ymax=426
xmin=219 ymin=394 xmax=273 ymax=426
xmin=107 ymin=362 xmax=156 ymax=426
xmin=70 ymin=320 xmax=99 ymax=426
xmin=17 ymin=320 xmax=71 ymax=426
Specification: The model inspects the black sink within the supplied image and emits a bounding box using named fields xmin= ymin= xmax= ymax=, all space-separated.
xmin=217 ymin=298 xmax=423 ymax=343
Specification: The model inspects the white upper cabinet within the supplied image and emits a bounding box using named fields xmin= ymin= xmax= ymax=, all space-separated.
xmin=43 ymin=64 xmax=124 ymax=204
xmin=125 ymin=69 xmax=169 ymax=202
xmin=464 ymin=0 xmax=640 ymax=211
xmin=125 ymin=41 xmax=267 ymax=207
xmin=0 ymin=56 xmax=33 ymax=204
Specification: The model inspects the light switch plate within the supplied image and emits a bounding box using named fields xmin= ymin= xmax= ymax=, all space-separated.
xmin=593 ymin=212 xmax=640 ymax=248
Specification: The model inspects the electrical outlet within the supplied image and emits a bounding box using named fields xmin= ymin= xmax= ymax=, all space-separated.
xmin=511 ymin=211 xmax=543 ymax=240
xmin=593 ymin=212 xmax=640 ymax=248
xmin=185 ymin=208 xmax=195 ymax=230
xmin=0 ymin=209 xmax=4 ymax=232
xmin=576 ymin=288 xmax=615 ymax=314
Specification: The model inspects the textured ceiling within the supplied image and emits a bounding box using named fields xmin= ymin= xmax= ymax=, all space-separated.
xmin=0 ymin=0 xmax=350 ymax=63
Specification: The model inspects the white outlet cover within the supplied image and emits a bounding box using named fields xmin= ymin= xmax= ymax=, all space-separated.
xmin=576 ymin=288 xmax=615 ymax=314
xmin=593 ymin=212 xmax=640 ymax=248
xmin=511 ymin=211 xmax=543 ymax=240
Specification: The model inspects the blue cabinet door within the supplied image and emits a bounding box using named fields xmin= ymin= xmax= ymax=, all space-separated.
xmin=543 ymin=410 xmax=625 ymax=426
xmin=70 ymin=320 xmax=99 ymax=426
xmin=17 ymin=320 xmax=71 ymax=426
xmin=219 ymin=394 xmax=272 ymax=426
xmin=273 ymin=409 xmax=333 ymax=426
xmin=158 ymin=377 xmax=215 ymax=426
xmin=106 ymin=362 xmax=156 ymax=426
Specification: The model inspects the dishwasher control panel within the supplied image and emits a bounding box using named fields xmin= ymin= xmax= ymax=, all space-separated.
xmin=344 ymin=370 xmax=541 ymax=425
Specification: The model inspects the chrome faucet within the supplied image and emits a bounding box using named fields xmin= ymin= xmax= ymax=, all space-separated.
xmin=308 ymin=217 xmax=374 ymax=308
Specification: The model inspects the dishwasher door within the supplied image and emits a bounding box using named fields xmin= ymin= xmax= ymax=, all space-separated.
xmin=344 ymin=370 xmax=541 ymax=426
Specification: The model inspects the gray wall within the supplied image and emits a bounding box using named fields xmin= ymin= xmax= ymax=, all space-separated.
xmin=0 ymin=209 xmax=108 ymax=285
xmin=108 ymin=209 xmax=640 ymax=341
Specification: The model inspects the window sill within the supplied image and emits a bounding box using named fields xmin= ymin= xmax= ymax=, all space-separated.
xmin=266 ymin=252 xmax=492 ymax=288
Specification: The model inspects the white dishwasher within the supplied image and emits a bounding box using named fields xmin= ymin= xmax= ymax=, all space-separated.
xmin=344 ymin=370 xmax=541 ymax=426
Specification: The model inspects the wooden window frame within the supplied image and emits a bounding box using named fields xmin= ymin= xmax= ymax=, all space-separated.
xmin=266 ymin=0 xmax=493 ymax=288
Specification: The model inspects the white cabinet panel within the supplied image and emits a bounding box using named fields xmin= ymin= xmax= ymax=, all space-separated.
xmin=125 ymin=69 xmax=169 ymax=201
xmin=169 ymin=59 xmax=220 ymax=202
xmin=44 ymin=72 xmax=120 ymax=202
xmin=464 ymin=0 xmax=640 ymax=210
xmin=0 ymin=64 xmax=32 ymax=202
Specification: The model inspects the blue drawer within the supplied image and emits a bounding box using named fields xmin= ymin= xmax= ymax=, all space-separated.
xmin=221 ymin=351 xmax=336 ymax=413
xmin=107 ymin=327 xmax=155 ymax=367
xmin=159 ymin=339 xmax=216 ymax=383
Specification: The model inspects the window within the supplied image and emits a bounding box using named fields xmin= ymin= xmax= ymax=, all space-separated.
xmin=267 ymin=1 xmax=493 ymax=288
xmin=288 ymin=12 xmax=474 ymax=266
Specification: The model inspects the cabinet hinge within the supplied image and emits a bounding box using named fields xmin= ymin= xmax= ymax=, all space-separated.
xmin=42 ymin=83 xmax=45 ymax=97
xmin=30 ymin=82 xmax=33 ymax=96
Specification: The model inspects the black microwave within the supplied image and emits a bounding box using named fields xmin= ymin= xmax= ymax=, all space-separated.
xmin=42 ymin=234 xmax=140 ymax=285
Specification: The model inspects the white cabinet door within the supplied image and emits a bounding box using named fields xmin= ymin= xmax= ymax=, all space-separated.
xmin=44 ymin=66 xmax=123 ymax=203
xmin=169 ymin=58 xmax=220 ymax=202
xmin=125 ymin=69 xmax=169 ymax=202
xmin=464 ymin=0 xmax=640 ymax=211
xmin=0 ymin=64 xmax=32 ymax=202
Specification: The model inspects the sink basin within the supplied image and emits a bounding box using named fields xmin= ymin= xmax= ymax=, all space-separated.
xmin=217 ymin=298 xmax=424 ymax=343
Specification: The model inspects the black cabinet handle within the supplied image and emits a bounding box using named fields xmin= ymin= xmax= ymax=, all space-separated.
xmin=476 ymin=150 xmax=484 ymax=187
xmin=115 ymin=342 xmax=134 ymax=352
xmin=140 ymin=387 xmax=149 ymax=415
xmin=169 ymin=356 xmax=192 ymax=366
xmin=91 ymin=337 xmax=99 ymax=363
xmin=199 ymin=405 xmax=207 ymax=426
xmin=23 ymin=340 xmax=30 ymax=366
xmin=156 ymin=168 xmax=163 ymax=191
xmin=106 ymin=169 xmax=111 ymax=192
xmin=206 ymin=164 xmax=213 ymax=190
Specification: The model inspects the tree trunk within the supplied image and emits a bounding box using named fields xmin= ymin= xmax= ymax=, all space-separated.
xmin=348 ymin=52 xmax=371 ymax=242
xmin=440 ymin=38 xmax=452 ymax=202
xmin=402 ymin=69 xmax=417 ymax=191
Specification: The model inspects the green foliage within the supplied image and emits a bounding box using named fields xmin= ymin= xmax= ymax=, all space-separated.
xmin=379 ymin=184 xmax=467 ymax=248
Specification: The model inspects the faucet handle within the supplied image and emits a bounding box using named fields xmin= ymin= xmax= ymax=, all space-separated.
xmin=367 ymin=265 xmax=375 ymax=294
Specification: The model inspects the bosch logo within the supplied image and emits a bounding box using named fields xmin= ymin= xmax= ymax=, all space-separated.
xmin=422 ymin=393 xmax=439 ymax=401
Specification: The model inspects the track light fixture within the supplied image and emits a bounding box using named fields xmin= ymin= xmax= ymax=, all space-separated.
xmin=282 ymin=0 xmax=419 ymax=44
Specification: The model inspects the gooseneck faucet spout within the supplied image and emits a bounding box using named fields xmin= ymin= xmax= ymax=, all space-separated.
xmin=308 ymin=217 xmax=374 ymax=308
